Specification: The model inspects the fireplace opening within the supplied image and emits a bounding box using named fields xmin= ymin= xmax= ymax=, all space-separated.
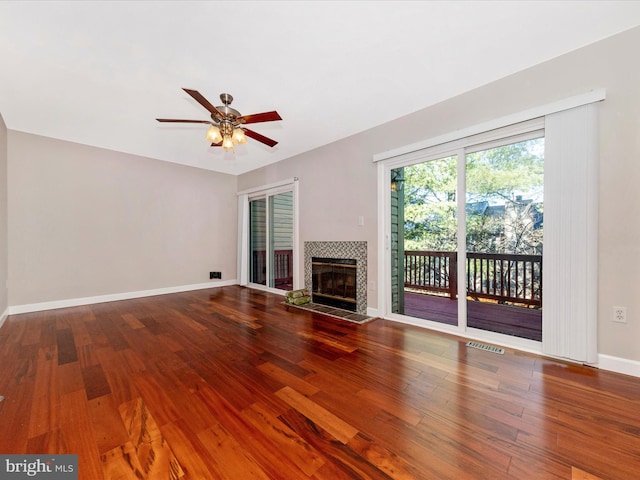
xmin=311 ymin=257 xmax=357 ymax=311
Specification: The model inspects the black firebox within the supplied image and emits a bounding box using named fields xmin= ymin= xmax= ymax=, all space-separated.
xmin=311 ymin=257 xmax=357 ymax=312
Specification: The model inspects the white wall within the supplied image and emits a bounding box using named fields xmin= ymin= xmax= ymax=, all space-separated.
xmin=0 ymin=113 xmax=7 ymax=319
xmin=7 ymin=132 xmax=238 ymax=307
xmin=239 ymin=26 xmax=640 ymax=363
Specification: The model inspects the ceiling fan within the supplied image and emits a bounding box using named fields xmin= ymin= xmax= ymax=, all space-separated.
xmin=156 ymin=88 xmax=282 ymax=151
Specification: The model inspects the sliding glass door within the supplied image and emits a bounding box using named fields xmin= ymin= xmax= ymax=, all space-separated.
xmin=391 ymin=156 xmax=459 ymax=326
xmin=249 ymin=190 xmax=294 ymax=290
xmin=388 ymin=129 xmax=544 ymax=341
xmin=249 ymin=198 xmax=267 ymax=285
xmin=465 ymin=138 xmax=544 ymax=341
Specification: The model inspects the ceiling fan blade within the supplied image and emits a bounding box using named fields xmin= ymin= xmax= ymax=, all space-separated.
xmin=210 ymin=141 xmax=222 ymax=147
xmin=156 ymin=118 xmax=211 ymax=123
xmin=183 ymin=88 xmax=223 ymax=117
xmin=238 ymin=111 xmax=282 ymax=124
xmin=244 ymin=128 xmax=278 ymax=147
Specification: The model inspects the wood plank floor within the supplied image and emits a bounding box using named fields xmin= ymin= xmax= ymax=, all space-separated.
xmin=0 ymin=285 xmax=638 ymax=479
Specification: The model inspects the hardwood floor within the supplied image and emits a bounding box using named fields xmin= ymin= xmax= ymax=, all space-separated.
xmin=0 ymin=285 xmax=638 ymax=479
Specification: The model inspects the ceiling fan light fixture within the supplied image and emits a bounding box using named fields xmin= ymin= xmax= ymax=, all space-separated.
xmin=205 ymin=125 xmax=222 ymax=143
xmin=222 ymin=136 xmax=235 ymax=151
xmin=232 ymin=127 xmax=247 ymax=144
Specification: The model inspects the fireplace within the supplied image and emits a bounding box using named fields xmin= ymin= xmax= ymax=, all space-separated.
xmin=312 ymin=257 xmax=357 ymax=311
xmin=304 ymin=241 xmax=367 ymax=315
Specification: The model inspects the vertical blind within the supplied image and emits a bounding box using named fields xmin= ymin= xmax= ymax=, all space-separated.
xmin=542 ymin=103 xmax=599 ymax=364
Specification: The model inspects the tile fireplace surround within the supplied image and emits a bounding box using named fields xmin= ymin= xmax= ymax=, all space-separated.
xmin=304 ymin=241 xmax=367 ymax=315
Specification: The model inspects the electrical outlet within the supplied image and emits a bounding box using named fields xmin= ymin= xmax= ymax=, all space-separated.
xmin=613 ymin=306 xmax=627 ymax=323
xmin=210 ymin=271 xmax=221 ymax=280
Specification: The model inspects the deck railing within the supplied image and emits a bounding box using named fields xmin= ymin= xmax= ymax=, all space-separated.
xmin=405 ymin=251 xmax=458 ymax=299
xmin=404 ymin=250 xmax=542 ymax=307
xmin=273 ymin=249 xmax=293 ymax=286
xmin=252 ymin=249 xmax=293 ymax=287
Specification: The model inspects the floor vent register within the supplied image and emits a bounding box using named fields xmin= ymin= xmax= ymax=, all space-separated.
xmin=466 ymin=341 xmax=505 ymax=355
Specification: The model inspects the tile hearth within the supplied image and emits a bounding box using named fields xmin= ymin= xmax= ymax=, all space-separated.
xmin=283 ymin=301 xmax=375 ymax=324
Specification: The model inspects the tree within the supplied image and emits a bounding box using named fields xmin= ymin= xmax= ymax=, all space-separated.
xmin=466 ymin=139 xmax=543 ymax=255
xmin=402 ymin=138 xmax=543 ymax=255
xmin=402 ymin=155 xmax=457 ymax=251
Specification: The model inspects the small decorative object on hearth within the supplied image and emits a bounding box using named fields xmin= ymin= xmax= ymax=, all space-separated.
xmin=285 ymin=289 xmax=311 ymax=306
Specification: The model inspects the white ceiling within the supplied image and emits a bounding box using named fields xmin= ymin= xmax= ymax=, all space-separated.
xmin=2 ymin=1 xmax=640 ymax=175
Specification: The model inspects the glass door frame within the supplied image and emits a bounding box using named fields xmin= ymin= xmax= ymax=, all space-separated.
xmin=378 ymin=124 xmax=544 ymax=353
xmin=239 ymin=178 xmax=300 ymax=294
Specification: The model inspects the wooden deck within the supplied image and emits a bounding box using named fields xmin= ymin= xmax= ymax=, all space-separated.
xmin=404 ymin=291 xmax=542 ymax=341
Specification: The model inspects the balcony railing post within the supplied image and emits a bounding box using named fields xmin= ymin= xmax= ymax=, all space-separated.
xmin=449 ymin=252 xmax=457 ymax=299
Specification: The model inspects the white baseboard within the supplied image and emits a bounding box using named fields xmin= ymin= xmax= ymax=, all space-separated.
xmin=367 ymin=307 xmax=380 ymax=318
xmin=0 ymin=307 xmax=8 ymax=329
xmin=598 ymin=354 xmax=640 ymax=378
xmin=7 ymin=280 xmax=238 ymax=315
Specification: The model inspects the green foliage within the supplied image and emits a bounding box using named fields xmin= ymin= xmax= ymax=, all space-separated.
xmin=466 ymin=140 xmax=543 ymax=203
xmin=401 ymin=156 xmax=457 ymax=251
xmin=400 ymin=139 xmax=544 ymax=255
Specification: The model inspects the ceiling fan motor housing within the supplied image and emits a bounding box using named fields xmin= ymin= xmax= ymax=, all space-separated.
xmin=212 ymin=105 xmax=241 ymax=123
xmin=211 ymin=93 xmax=242 ymax=124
